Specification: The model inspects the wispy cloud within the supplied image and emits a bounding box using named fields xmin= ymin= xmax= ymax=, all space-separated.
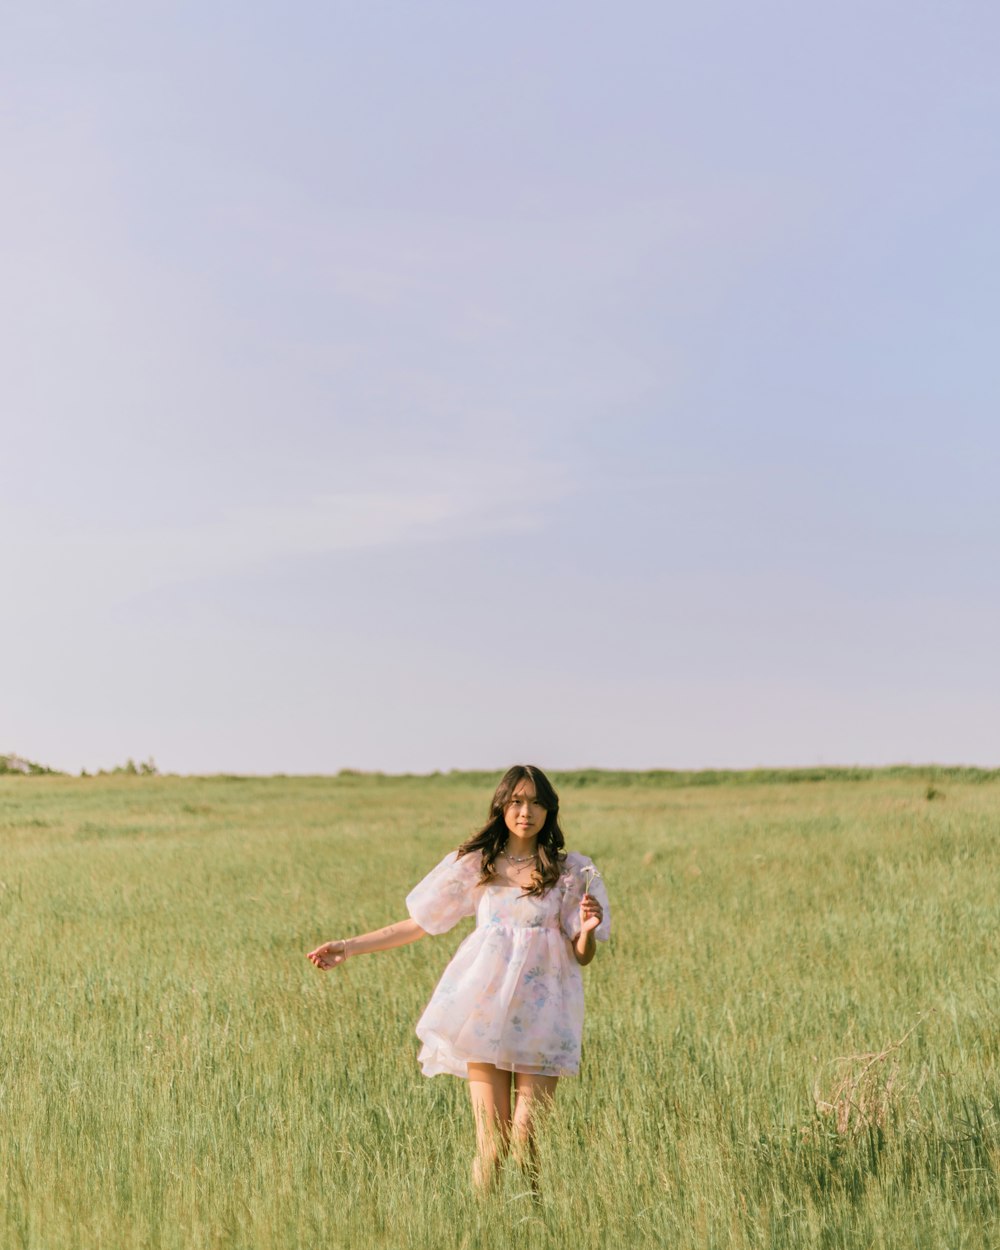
xmin=4 ymin=473 xmax=570 ymax=618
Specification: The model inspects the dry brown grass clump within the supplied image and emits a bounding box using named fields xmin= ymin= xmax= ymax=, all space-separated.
xmin=812 ymin=1016 xmax=928 ymax=1137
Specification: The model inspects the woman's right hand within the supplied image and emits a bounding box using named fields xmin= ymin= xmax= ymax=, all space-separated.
xmin=306 ymin=940 xmax=348 ymax=970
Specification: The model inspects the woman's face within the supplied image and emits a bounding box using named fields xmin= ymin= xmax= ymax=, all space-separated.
xmin=503 ymin=777 xmax=547 ymax=841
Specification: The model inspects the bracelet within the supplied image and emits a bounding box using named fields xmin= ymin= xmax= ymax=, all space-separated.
xmin=340 ymin=938 xmax=351 ymax=959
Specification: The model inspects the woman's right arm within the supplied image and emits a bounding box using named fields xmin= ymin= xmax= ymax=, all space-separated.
xmin=306 ymin=918 xmax=427 ymax=970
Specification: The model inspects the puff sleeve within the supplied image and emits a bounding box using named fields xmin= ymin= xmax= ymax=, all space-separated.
xmin=406 ymin=851 xmax=480 ymax=935
xmin=559 ymin=853 xmax=611 ymax=943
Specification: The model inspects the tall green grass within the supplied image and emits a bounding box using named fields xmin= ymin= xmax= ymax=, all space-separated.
xmin=1 ymin=772 xmax=998 ymax=1248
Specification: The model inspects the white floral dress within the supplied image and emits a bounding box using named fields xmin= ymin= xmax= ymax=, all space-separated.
xmin=405 ymin=850 xmax=611 ymax=1079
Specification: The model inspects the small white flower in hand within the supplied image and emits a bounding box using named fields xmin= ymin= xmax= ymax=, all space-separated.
xmin=581 ymin=864 xmax=602 ymax=895
xmin=578 ymin=864 xmax=603 ymax=936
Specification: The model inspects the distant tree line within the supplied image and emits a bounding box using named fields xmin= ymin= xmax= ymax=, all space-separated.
xmin=1 ymin=753 xmax=160 ymax=777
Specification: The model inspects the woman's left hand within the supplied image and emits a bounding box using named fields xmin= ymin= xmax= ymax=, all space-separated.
xmin=306 ymin=940 xmax=348 ymax=970
xmin=579 ymin=893 xmax=603 ymax=935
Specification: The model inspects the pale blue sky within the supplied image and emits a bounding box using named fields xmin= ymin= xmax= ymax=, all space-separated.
xmin=3 ymin=2 xmax=998 ymax=774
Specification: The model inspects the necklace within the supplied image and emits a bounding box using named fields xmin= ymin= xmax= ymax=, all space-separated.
xmin=503 ymin=847 xmax=537 ymax=864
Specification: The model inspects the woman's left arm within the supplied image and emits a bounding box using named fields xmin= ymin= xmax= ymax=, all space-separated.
xmin=573 ymin=894 xmax=603 ymax=966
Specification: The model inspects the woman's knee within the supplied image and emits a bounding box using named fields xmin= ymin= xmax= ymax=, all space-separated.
xmin=510 ymin=1103 xmax=538 ymax=1144
xmin=468 ymin=1064 xmax=513 ymax=1151
xmin=511 ymin=1075 xmax=557 ymax=1143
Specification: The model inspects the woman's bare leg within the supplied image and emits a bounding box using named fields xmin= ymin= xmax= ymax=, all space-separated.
xmin=467 ymin=1063 xmax=512 ymax=1193
xmin=511 ymin=1072 xmax=558 ymax=1192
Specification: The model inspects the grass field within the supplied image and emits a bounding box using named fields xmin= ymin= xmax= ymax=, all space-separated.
xmin=1 ymin=769 xmax=998 ymax=1249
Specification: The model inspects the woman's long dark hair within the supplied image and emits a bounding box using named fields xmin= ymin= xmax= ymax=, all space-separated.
xmin=456 ymin=764 xmax=566 ymax=897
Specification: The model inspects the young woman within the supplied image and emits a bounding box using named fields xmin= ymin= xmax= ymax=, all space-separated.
xmin=306 ymin=763 xmax=610 ymax=1191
